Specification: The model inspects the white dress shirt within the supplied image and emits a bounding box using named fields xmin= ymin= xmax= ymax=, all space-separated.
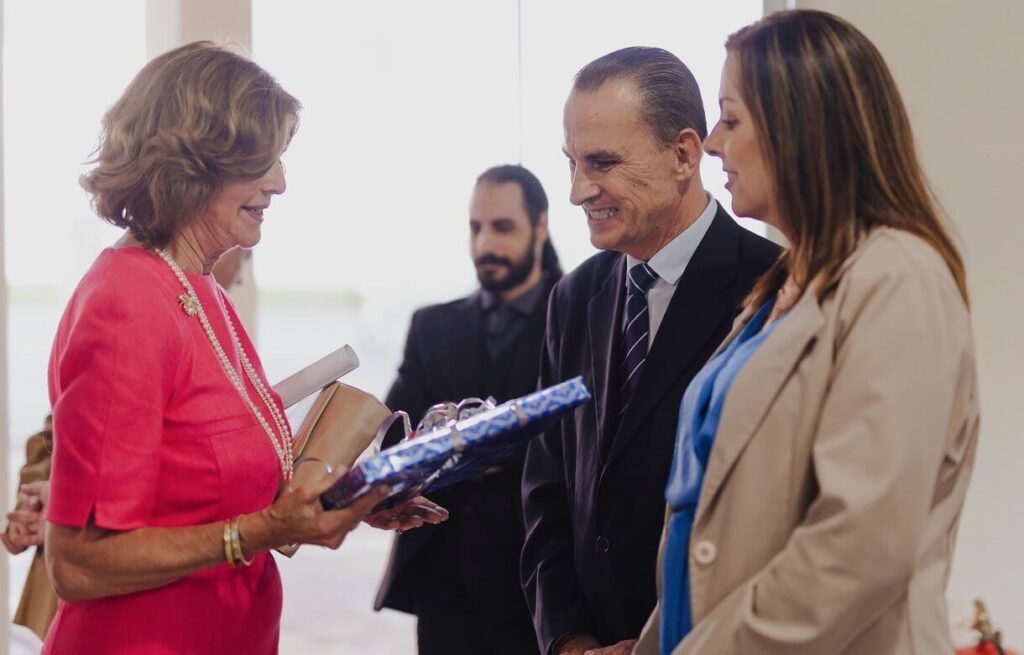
xmin=624 ymin=196 xmax=718 ymax=348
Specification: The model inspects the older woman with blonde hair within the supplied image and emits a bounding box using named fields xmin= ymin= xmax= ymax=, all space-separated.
xmin=42 ymin=42 xmax=444 ymax=654
xmin=626 ymin=10 xmax=978 ymax=655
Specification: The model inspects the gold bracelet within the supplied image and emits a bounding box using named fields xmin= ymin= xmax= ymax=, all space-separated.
xmin=230 ymin=516 xmax=254 ymax=567
xmin=223 ymin=520 xmax=236 ymax=567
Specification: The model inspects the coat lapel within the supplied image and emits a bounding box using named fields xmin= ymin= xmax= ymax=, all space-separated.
xmin=588 ymin=255 xmax=626 ymax=452
xmin=695 ymin=289 xmax=827 ymax=520
xmin=452 ymin=293 xmax=485 ymax=395
xmin=606 ymin=212 xmax=740 ymax=467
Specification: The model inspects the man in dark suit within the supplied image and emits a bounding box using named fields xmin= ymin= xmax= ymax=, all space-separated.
xmin=520 ymin=47 xmax=781 ymax=655
xmin=375 ymin=164 xmax=561 ymax=654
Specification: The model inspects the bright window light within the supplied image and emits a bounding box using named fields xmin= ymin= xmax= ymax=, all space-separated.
xmin=252 ymin=2 xmax=761 ymax=652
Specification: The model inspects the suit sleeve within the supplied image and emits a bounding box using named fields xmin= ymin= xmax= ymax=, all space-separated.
xmin=674 ymin=255 xmax=976 ymax=654
xmin=382 ymin=310 xmax=434 ymax=449
xmin=521 ymin=285 xmax=597 ymax=654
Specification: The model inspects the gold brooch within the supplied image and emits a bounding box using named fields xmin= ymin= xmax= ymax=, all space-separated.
xmin=179 ymin=294 xmax=200 ymax=317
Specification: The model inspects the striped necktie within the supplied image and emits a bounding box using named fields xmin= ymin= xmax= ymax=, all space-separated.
xmin=620 ymin=262 xmax=659 ymax=413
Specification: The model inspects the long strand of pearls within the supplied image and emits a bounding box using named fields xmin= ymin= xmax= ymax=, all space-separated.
xmin=156 ymin=248 xmax=293 ymax=485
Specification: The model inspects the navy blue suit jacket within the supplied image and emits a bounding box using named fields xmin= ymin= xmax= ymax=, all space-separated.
xmin=520 ymin=208 xmax=780 ymax=653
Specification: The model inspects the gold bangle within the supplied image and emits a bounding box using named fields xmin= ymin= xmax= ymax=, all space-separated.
xmin=230 ymin=516 xmax=254 ymax=567
xmin=223 ymin=520 xmax=236 ymax=567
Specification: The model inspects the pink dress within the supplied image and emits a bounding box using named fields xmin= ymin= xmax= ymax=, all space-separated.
xmin=44 ymin=247 xmax=284 ymax=654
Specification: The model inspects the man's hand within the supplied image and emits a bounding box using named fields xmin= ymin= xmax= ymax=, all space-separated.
xmin=363 ymin=496 xmax=449 ymax=532
xmin=557 ymin=633 xmax=602 ymax=655
xmin=584 ymin=639 xmax=637 ymax=655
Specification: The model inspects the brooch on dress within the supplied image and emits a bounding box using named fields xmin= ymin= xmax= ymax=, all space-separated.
xmin=179 ymin=293 xmax=200 ymax=317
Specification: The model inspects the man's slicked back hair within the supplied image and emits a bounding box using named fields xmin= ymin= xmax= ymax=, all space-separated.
xmin=573 ymin=46 xmax=707 ymax=145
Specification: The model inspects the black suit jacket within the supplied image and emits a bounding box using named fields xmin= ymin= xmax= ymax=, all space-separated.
xmin=375 ymin=277 xmax=556 ymax=644
xmin=520 ymin=208 xmax=781 ymax=654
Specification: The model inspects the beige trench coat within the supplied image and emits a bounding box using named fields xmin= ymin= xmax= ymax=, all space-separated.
xmin=635 ymin=229 xmax=979 ymax=655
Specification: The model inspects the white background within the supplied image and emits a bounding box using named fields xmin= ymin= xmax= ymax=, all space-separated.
xmin=4 ymin=1 xmax=763 ymax=651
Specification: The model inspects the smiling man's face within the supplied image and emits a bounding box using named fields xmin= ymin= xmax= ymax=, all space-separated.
xmin=562 ymin=78 xmax=685 ymax=259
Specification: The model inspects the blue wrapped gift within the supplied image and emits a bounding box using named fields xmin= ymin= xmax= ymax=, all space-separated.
xmin=319 ymin=376 xmax=591 ymax=510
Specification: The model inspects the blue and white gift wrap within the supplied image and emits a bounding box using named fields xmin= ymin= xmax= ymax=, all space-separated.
xmin=320 ymin=376 xmax=591 ymax=510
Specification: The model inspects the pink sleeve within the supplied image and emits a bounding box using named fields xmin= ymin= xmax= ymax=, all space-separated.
xmin=47 ymin=275 xmax=183 ymax=530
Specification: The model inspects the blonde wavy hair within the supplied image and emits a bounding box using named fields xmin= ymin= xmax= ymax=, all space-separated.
xmin=81 ymin=41 xmax=301 ymax=248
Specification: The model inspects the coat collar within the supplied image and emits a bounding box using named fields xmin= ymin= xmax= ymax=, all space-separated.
xmin=445 ymin=291 xmax=483 ymax=393
xmin=587 ymin=255 xmax=626 ymax=449
xmin=694 ymin=229 xmax=898 ymax=521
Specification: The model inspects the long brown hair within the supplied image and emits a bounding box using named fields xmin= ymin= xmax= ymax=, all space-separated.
xmin=727 ymin=10 xmax=968 ymax=308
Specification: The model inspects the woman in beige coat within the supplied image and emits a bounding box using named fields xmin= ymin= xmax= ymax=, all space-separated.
xmin=627 ymin=10 xmax=978 ymax=655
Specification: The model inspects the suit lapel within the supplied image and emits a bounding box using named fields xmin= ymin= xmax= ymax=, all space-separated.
xmin=606 ymin=211 xmax=740 ymax=466
xmin=452 ymin=293 xmax=485 ymax=396
xmin=695 ymin=290 xmax=827 ymax=521
xmin=588 ymin=255 xmax=626 ymax=451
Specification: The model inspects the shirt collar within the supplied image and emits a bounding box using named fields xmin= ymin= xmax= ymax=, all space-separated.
xmin=626 ymin=195 xmax=718 ymax=287
xmin=480 ymin=273 xmax=549 ymax=316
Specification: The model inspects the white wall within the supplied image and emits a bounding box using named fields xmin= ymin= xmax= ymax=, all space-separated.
xmin=5 ymin=1 xmax=1018 ymax=650
xmin=790 ymin=0 xmax=1024 ymax=641
xmin=0 ymin=0 xmax=9 ymax=648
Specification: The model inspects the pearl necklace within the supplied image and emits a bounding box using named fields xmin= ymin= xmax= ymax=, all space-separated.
xmin=155 ymin=248 xmax=294 ymax=485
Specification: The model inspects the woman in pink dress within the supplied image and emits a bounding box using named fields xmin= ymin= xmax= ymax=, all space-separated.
xmin=42 ymin=42 xmax=446 ymax=654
